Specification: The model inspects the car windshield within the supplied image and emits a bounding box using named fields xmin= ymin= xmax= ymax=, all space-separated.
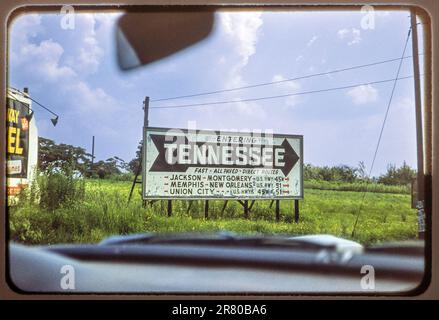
xmin=7 ymin=8 xmax=426 ymax=250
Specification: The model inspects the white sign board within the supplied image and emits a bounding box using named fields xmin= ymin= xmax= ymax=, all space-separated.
xmin=7 ymin=160 xmax=22 ymax=175
xmin=143 ymin=127 xmax=303 ymax=200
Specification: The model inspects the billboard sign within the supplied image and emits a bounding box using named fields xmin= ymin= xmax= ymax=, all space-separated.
xmin=6 ymin=97 xmax=30 ymax=179
xmin=143 ymin=127 xmax=303 ymax=199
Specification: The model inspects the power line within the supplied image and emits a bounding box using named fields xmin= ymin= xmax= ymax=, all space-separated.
xmin=351 ymin=28 xmax=412 ymax=238
xmin=151 ymin=54 xmax=421 ymax=103
xmin=150 ymin=75 xmax=414 ymax=110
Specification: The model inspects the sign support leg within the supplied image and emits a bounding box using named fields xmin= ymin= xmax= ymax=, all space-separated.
xmin=167 ymin=200 xmax=172 ymax=217
xmin=269 ymin=199 xmax=275 ymax=209
xmin=205 ymin=200 xmax=209 ymax=219
xmin=244 ymin=200 xmax=249 ymax=219
xmin=237 ymin=200 xmax=254 ymax=219
xmin=275 ymin=200 xmax=280 ymax=221
xmin=249 ymin=200 xmax=256 ymax=211
xmin=294 ymin=199 xmax=299 ymax=223
xmin=187 ymin=200 xmax=193 ymax=214
xmin=221 ymin=201 xmax=228 ymax=216
xmin=128 ymin=149 xmax=142 ymax=204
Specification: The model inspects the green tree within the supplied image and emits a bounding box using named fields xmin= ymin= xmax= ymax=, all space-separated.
xmin=357 ymin=161 xmax=368 ymax=181
xmin=304 ymin=163 xmax=361 ymax=183
xmin=378 ymin=161 xmax=416 ymax=186
xmin=92 ymin=157 xmax=129 ymax=179
xmin=128 ymin=140 xmax=142 ymax=174
xmin=38 ymin=137 xmax=91 ymax=174
xmin=39 ymin=137 xmax=130 ymax=179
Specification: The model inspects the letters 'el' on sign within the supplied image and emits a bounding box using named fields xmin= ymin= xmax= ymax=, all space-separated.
xmin=143 ymin=128 xmax=303 ymax=200
xmin=6 ymin=98 xmax=30 ymax=179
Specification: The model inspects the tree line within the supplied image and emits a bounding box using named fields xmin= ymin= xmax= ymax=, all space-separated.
xmin=38 ymin=137 xmax=416 ymax=186
xmin=38 ymin=137 xmax=137 ymax=179
xmin=304 ymin=161 xmax=416 ymax=186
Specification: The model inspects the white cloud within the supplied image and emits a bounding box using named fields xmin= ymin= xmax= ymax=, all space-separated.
xmin=337 ymin=28 xmax=349 ymax=38
xmin=218 ymin=56 xmax=226 ymax=64
xmin=346 ymin=84 xmax=378 ymax=105
xmin=76 ymin=35 xmax=102 ymax=73
xmin=9 ymin=14 xmax=76 ymax=82
xmin=67 ymin=81 xmax=118 ymax=112
xmin=63 ymin=14 xmax=105 ymax=75
xmin=9 ymin=14 xmax=43 ymax=45
xmin=295 ymin=55 xmax=303 ymax=62
xmin=10 ymin=13 xmax=110 ymax=80
xmin=220 ymin=12 xmax=263 ymax=87
xmin=12 ymin=38 xmax=77 ymax=82
xmin=220 ymin=12 xmax=263 ymax=68
xmin=272 ymin=74 xmax=301 ymax=107
xmin=8 ymin=13 xmax=143 ymax=162
xmin=306 ymin=35 xmax=318 ymax=47
xmin=337 ymin=28 xmax=362 ymax=46
xmin=233 ymin=100 xmax=265 ymax=118
xmin=10 ymin=14 xmax=123 ymax=128
xmin=219 ymin=12 xmax=264 ymax=115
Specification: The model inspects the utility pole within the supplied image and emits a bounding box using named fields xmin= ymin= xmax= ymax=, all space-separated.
xmin=128 ymin=97 xmax=149 ymax=203
xmin=91 ymin=136 xmax=95 ymax=171
xmin=410 ymin=9 xmax=425 ymax=240
xmin=143 ymin=96 xmax=150 ymax=128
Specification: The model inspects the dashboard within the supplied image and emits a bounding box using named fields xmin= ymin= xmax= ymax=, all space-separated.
xmin=8 ymin=242 xmax=425 ymax=294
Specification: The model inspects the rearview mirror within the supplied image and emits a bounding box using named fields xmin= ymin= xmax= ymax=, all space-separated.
xmin=116 ymin=10 xmax=215 ymax=70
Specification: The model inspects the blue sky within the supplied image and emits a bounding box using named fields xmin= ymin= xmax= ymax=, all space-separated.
xmin=8 ymin=9 xmax=424 ymax=176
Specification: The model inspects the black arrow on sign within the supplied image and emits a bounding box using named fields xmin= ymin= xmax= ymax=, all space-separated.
xmin=149 ymin=134 xmax=189 ymax=172
xmin=149 ymin=134 xmax=299 ymax=176
xmin=280 ymin=138 xmax=299 ymax=176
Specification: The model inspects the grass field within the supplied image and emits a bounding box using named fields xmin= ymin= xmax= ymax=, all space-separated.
xmin=304 ymin=179 xmax=410 ymax=194
xmin=9 ymin=179 xmax=418 ymax=246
